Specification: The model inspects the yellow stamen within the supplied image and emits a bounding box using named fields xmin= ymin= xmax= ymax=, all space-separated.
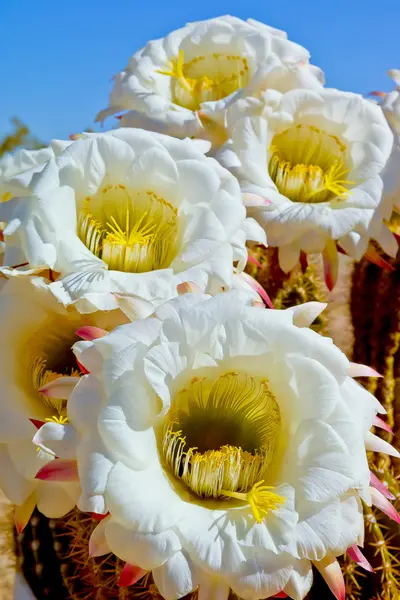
xmin=162 ymin=372 xmax=281 ymax=504
xmin=221 ymin=481 xmax=285 ymax=522
xmin=77 ymin=186 xmax=178 ymax=273
xmin=269 ymin=124 xmax=354 ymax=204
xmin=32 ymin=357 xmax=80 ymax=415
xmin=45 ymin=415 xmax=69 ymax=425
xmin=157 ymin=50 xmax=250 ymax=111
xmin=1 ymin=192 xmax=13 ymax=202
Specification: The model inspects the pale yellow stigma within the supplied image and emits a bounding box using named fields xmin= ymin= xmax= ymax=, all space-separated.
xmin=221 ymin=481 xmax=285 ymax=523
xmin=162 ymin=372 xmax=282 ymax=519
xmin=269 ymin=124 xmax=354 ymax=203
xmin=158 ymin=50 xmax=250 ymax=111
xmin=77 ymin=185 xmax=179 ymax=273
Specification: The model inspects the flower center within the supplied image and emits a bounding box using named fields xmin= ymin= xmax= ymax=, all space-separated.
xmin=77 ymin=185 xmax=179 ymax=273
xmin=269 ymin=124 xmax=354 ymax=203
xmin=158 ymin=50 xmax=250 ymax=111
xmin=162 ymin=371 xmax=284 ymax=521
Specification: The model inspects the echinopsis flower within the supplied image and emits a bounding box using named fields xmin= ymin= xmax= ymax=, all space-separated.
xmin=42 ymin=292 xmax=399 ymax=600
xmin=217 ymin=88 xmax=395 ymax=288
xmin=0 ymin=129 xmax=264 ymax=313
xmin=96 ymin=16 xmax=323 ymax=148
xmin=372 ymin=69 xmax=400 ymax=214
xmin=0 ymin=275 xmax=128 ymax=530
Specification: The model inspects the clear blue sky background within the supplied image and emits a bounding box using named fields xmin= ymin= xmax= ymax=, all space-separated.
xmin=1 ymin=0 xmax=399 ymax=143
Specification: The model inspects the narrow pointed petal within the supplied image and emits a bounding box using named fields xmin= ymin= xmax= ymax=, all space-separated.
xmin=118 ymin=563 xmax=147 ymax=588
xmin=365 ymin=431 xmax=400 ymax=458
xmin=76 ymin=358 xmax=89 ymax=374
xmin=14 ymin=492 xmax=37 ymax=534
xmin=368 ymin=91 xmax=387 ymax=97
xmin=287 ymin=302 xmax=327 ymax=328
xmin=370 ymin=471 xmax=395 ymax=500
xmin=348 ymin=363 xmax=383 ymax=378
xmin=89 ymin=516 xmax=111 ymax=558
xmin=90 ymin=511 xmax=110 ymax=521
xmin=373 ymin=416 xmax=394 ymax=435
xmin=313 ymin=557 xmax=345 ymax=600
xmin=239 ymin=272 xmax=273 ymax=308
xmin=29 ymin=419 xmax=45 ymax=430
xmin=242 ymin=192 xmax=272 ymax=207
xmin=35 ymin=459 xmax=79 ymax=482
xmin=113 ymin=294 xmax=154 ymax=320
xmin=300 ymin=251 xmax=308 ymax=273
xmin=322 ymin=240 xmax=339 ymax=291
xmin=247 ymin=254 xmax=263 ymax=269
xmin=39 ymin=376 xmax=80 ymax=399
xmin=364 ymin=245 xmax=395 ymax=271
xmin=347 ymin=545 xmax=374 ymax=572
xmin=76 ymin=326 xmax=108 ymax=341
xmin=177 ymin=282 xmax=202 ymax=295
xmin=370 ymin=487 xmax=400 ymax=523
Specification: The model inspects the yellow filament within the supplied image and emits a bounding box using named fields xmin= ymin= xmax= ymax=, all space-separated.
xmin=45 ymin=415 xmax=69 ymax=425
xmin=269 ymin=124 xmax=354 ymax=203
xmin=221 ymin=481 xmax=285 ymax=522
xmin=162 ymin=372 xmax=281 ymax=504
xmin=77 ymin=186 xmax=178 ymax=273
xmin=158 ymin=50 xmax=250 ymax=111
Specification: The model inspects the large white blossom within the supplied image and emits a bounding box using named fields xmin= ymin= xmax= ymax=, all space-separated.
xmin=217 ymin=88 xmax=395 ymax=285
xmin=0 ymin=129 xmax=264 ymax=313
xmin=96 ymin=16 xmax=323 ymax=148
xmin=378 ymin=69 xmax=400 ymax=214
xmin=45 ymin=292 xmax=398 ymax=600
xmin=0 ymin=140 xmax=71 ymax=203
xmin=0 ymin=275 xmax=127 ymax=527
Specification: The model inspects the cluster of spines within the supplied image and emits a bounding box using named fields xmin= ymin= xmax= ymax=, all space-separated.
xmin=349 ymin=239 xmax=400 ymax=600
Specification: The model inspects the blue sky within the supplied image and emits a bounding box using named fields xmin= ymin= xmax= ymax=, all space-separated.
xmin=1 ymin=0 xmax=399 ymax=143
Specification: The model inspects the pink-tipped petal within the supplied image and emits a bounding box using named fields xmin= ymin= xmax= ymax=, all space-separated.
xmin=368 ymin=91 xmax=387 ymax=97
xmin=347 ymin=545 xmax=374 ymax=573
xmin=76 ymin=326 xmax=108 ymax=341
xmin=247 ymin=254 xmax=263 ymax=269
xmin=373 ymin=416 xmax=394 ymax=435
xmin=365 ymin=431 xmax=400 ymax=458
xmin=348 ymin=362 xmax=383 ymax=378
xmin=35 ymin=459 xmax=79 ymax=482
xmin=39 ymin=376 xmax=80 ymax=400
xmin=313 ymin=556 xmax=345 ymax=600
xmin=364 ymin=245 xmax=395 ymax=271
xmin=239 ymin=272 xmax=273 ymax=308
xmin=370 ymin=471 xmax=395 ymax=500
xmin=370 ymin=487 xmax=400 ymax=523
xmin=242 ymin=192 xmax=273 ymax=207
xmin=118 ymin=563 xmax=147 ymax=588
xmin=322 ymin=240 xmax=339 ymax=291
xmin=177 ymin=281 xmax=202 ymax=295
xmin=29 ymin=418 xmax=45 ymax=430
xmin=14 ymin=492 xmax=37 ymax=534
xmin=88 ymin=516 xmax=111 ymax=558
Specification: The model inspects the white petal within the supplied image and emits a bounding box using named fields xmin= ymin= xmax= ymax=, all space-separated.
xmin=105 ymin=519 xmax=181 ymax=570
xmin=152 ymin=551 xmax=198 ymax=600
